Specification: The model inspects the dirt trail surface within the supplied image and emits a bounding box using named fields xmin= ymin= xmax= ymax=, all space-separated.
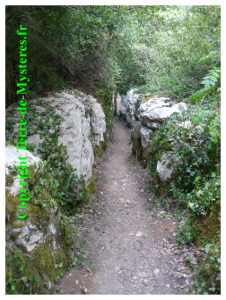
xmin=58 ymin=118 xmax=195 ymax=295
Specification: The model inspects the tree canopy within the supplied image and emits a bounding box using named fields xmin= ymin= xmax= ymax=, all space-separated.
xmin=6 ymin=5 xmax=221 ymax=106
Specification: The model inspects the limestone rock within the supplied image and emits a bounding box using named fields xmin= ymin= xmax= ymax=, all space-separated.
xmin=119 ymin=94 xmax=127 ymax=117
xmin=86 ymin=95 xmax=106 ymax=146
xmin=140 ymin=126 xmax=153 ymax=149
xmin=119 ymin=101 xmax=127 ymax=116
xmin=139 ymin=100 xmax=188 ymax=124
xmin=6 ymin=90 xmax=106 ymax=185
xmin=125 ymin=90 xmax=139 ymax=125
xmin=5 ymin=146 xmax=41 ymax=196
xmin=5 ymin=146 xmax=41 ymax=177
xmin=5 ymin=147 xmax=72 ymax=294
xmin=157 ymin=152 xmax=179 ymax=182
xmin=131 ymin=118 xmax=142 ymax=140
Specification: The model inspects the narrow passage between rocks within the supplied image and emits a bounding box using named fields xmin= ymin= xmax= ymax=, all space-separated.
xmin=58 ymin=118 xmax=193 ymax=295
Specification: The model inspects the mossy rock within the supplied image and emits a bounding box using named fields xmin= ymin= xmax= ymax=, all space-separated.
xmin=194 ymin=208 xmax=220 ymax=247
xmin=5 ymin=163 xmax=73 ymax=294
xmin=93 ymin=145 xmax=104 ymax=157
xmin=131 ymin=130 xmax=158 ymax=167
xmin=93 ymin=139 xmax=108 ymax=158
xmin=154 ymin=172 xmax=170 ymax=196
xmin=86 ymin=175 xmax=96 ymax=196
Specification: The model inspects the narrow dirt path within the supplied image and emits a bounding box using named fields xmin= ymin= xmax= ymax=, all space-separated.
xmin=58 ymin=118 xmax=195 ymax=295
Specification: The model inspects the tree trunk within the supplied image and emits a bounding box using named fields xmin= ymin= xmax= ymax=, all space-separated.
xmin=113 ymin=89 xmax=118 ymax=116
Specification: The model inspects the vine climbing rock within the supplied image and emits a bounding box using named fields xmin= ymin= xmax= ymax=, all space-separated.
xmin=6 ymin=90 xmax=106 ymax=187
xmin=5 ymin=146 xmax=73 ymax=294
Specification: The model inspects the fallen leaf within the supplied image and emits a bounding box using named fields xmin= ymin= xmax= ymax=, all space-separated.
xmin=180 ymin=284 xmax=186 ymax=289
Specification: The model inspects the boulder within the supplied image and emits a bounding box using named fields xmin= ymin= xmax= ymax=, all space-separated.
xmin=131 ymin=118 xmax=142 ymax=141
xmin=139 ymin=101 xmax=188 ymax=125
xmin=125 ymin=90 xmax=139 ymax=125
xmin=121 ymin=90 xmax=189 ymax=170
xmin=145 ymin=121 xmax=161 ymax=130
xmin=119 ymin=97 xmax=127 ymax=117
xmin=86 ymin=95 xmax=106 ymax=146
xmin=140 ymin=126 xmax=153 ymax=149
xmin=5 ymin=146 xmax=72 ymax=294
xmin=121 ymin=94 xmax=128 ymax=106
xmin=6 ymin=90 xmax=106 ymax=185
xmin=156 ymin=152 xmax=179 ymax=182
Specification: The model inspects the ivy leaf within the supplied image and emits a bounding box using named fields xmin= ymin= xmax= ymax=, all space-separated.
xmin=19 ymin=265 xmax=25 ymax=274
xmin=205 ymin=243 xmax=212 ymax=254
xmin=13 ymin=252 xmax=20 ymax=259
xmin=56 ymin=275 xmax=60 ymax=281
xmin=34 ymin=274 xmax=39 ymax=281
xmin=39 ymin=178 xmax=46 ymax=185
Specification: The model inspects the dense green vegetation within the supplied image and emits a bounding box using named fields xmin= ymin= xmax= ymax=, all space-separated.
xmin=145 ymin=102 xmax=220 ymax=294
xmin=6 ymin=5 xmax=220 ymax=107
xmin=6 ymin=5 xmax=221 ymax=295
xmin=6 ymin=5 xmax=220 ymax=106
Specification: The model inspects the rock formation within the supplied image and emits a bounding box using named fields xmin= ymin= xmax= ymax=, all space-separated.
xmin=121 ymin=90 xmax=189 ymax=182
xmin=6 ymin=90 xmax=106 ymax=186
xmin=5 ymin=146 xmax=72 ymax=294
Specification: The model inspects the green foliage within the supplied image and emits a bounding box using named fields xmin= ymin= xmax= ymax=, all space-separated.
xmin=198 ymin=51 xmax=220 ymax=63
xmin=147 ymin=104 xmax=220 ymax=246
xmin=6 ymin=119 xmax=17 ymax=140
xmin=152 ymin=106 xmax=220 ymax=200
xmin=134 ymin=97 xmax=142 ymax=117
xmin=190 ymin=68 xmax=220 ymax=104
xmin=191 ymin=237 xmax=221 ymax=294
xmin=6 ymin=5 xmax=165 ymax=106
xmin=5 ymin=249 xmax=39 ymax=294
xmin=93 ymin=86 xmax=114 ymax=132
xmin=146 ymin=102 xmax=220 ymax=294
xmin=6 ymin=5 xmax=220 ymax=104
xmin=176 ymin=218 xmax=200 ymax=244
xmin=129 ymin=6 xmax=220 ymax=98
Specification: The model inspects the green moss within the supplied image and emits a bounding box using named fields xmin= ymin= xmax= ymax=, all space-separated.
xmin=87 ymin=175 xmax=96 ymax=195
xmin=196 ymin=240 xmax=220 ymax=282
xmin=131 ymin=130 xmax=158 ymax=167
xmin=164 ymin=140 xmax=173 ymax=151
xmin=5 ymin=163 xmax=73 ymax=294
xmin=132 ymin=137 xmax=143 ymax=161
xmin=93 ymin=145 xmax=104 ymax=157
xmin=93 ymin=136 xmax=108 ymax=159
xmin=6 ymin=237 xmax=72 ymax=294
xmin=156 ymin=151 xmax=164 ymax=162
xmin=194 ymin=209 xmax=220 ymax=247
